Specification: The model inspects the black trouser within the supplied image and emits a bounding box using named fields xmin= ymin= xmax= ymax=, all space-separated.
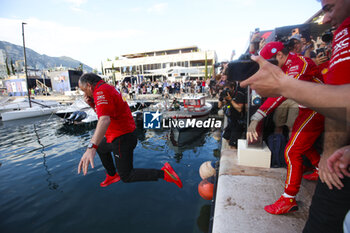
xmin=303 ymin=177 xmax=350 ymax=233
xmin=222 ymin=119 xmax=244 ymax=147
xmin=97 ymin=131 xmax=164 ymax=183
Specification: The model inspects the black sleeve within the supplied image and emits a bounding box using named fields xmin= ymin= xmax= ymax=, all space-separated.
xmin=234 ymin=91 xmax=246 ymax=104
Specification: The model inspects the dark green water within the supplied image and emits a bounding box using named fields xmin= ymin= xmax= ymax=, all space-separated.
xmin=0 ymin=116 xmax=221 ymax=233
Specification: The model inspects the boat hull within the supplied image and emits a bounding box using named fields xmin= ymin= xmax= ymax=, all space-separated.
xmin=1 ymin=107 xmax=58 ymax=121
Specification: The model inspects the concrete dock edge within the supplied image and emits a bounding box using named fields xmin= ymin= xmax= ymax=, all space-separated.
xmin=212 ymin=139 xmax=317 ymax=233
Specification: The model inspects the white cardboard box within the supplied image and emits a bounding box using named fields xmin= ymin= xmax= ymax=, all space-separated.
xmin=237 ymin=139 xmax=271 ymax=168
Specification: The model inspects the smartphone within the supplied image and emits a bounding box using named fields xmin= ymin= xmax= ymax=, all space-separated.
xmin=226 ymin=59 xmax=278 ymax=82
xmin=316 ymin=48 xmax=325 ymax=56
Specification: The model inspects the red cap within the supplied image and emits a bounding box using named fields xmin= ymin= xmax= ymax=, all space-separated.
xmin=259 ymin=42 xmax=284 ymax=59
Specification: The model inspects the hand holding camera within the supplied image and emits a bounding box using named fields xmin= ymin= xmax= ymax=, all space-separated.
xmin=219 ymin=88 xmax=234 ymax=102
xmin=315 ymin=48 xmax=330 ymax=65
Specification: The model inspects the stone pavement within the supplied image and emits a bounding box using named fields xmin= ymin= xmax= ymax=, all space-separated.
xmin=212 ymin=140 xmax=317 ymax=233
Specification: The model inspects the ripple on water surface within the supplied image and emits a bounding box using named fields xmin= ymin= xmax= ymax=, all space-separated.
xmin=0 ymin=115 xmax=222 ymax=233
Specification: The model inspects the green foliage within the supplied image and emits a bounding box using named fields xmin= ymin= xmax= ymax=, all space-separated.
xmin=107 ymin=58 xmax=111 ymax=61
xmin=115 ymin=56 xmax=119 ymax=60
xmin=92 ymin=69 xmax=98 ymax=74
xmin=10 ymin=59 xmax=15 ymax=75
xmin=5 ymin=57 xmax=10 ymax=76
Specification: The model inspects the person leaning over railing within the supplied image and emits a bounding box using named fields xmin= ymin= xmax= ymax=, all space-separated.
xmin=241 ymin=0 xmax=350 ymax=231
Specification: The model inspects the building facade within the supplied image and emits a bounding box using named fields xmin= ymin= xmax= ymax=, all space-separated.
xmin=103 ymin=46 xmax=217 ymax=83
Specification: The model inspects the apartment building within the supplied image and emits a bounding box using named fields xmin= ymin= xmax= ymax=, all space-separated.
xmin=103 ymin=46 xmax=217 ymax=83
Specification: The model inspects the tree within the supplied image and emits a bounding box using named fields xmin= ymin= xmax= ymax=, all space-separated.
xmin=115 ymin=56 xmax=119 ymax=60
xmin=10 ymin=59 xmax=15 ymax=75
xmin=93 ymin=69 xmax=98 ymax=74
xmin=101 ymin=62 xmax=104 ymax=75
xmin=5 ymin=57 xmax=10 ymax=76
xmin=112 ymin=63 xmax=116 ymax=86
xmin=107 ymin=58 xmax=111 ymax=61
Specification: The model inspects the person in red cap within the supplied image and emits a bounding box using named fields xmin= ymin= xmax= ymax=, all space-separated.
xmin=77 ymin=73 xmax=182 ymax=188
xmin=247 ymin=41 xmax=324 ymax=215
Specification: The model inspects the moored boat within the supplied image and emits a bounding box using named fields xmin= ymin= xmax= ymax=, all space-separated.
xmin=1 ymin=105 xmax=59 ymax=121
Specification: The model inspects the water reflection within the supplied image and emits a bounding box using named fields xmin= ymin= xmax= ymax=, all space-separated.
xmin=197 ymin=204 xmax=211 ymax=233
xmin=167 ymin=128 xmax=209 ymax=160
xmin=56 ymin=122 xmax=96 ymax=136
xmin=33 ymin=124 xmax=59 ymax=191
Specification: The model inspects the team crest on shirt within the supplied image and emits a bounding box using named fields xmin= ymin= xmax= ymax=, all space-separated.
xmin=321 ymin=68 xmax=329 ymax=75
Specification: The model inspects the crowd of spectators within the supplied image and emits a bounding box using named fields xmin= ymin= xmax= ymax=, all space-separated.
xmin=115 ymin=79 xmax=209 ymax=99
xmin=237 ymin=0 xmax=350 ymax=232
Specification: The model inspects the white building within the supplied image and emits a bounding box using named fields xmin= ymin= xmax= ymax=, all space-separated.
xmin=103 ymin=46 xmax=217 ymax=83
xmin=0 ymin=49 xmax=8 ymax=80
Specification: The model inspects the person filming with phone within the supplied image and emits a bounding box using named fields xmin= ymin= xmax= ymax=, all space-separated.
xmin=246 ymin=41 xmax=324 ymax=215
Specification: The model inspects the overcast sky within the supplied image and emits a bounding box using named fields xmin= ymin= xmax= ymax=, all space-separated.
xmin=0 ymin=0 xmax=322 ymax=70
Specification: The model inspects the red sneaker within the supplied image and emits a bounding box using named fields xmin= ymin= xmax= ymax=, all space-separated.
xmin=264 ymin=196 xmax=298 ymax=215
xmin=162 ymin=162 xmax=183 ymax=188
xmin=303 ymin=169 xmax=319 ymax=181
xmin=100 ymin=173 xmax=121 ymax=187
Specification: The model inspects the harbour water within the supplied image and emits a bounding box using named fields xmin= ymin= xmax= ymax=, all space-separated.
xmin=0 ymin=115 xmax=221 ymax=233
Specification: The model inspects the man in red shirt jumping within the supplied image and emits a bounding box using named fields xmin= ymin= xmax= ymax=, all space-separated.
xmin=77 ymin=73 xmax=182 ymax=188
xmin=247 ymin=41 xmax=324 ymax=215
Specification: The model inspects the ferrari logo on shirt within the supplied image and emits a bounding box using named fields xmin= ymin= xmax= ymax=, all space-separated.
xmin=321 ymin=68 xmax=328 ymax=75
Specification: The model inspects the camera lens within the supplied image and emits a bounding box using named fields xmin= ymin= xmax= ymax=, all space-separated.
xmin=322 ymin=31 xmax=333 ymax=43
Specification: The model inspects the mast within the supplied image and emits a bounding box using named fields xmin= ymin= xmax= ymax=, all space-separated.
xmin=22 ymin=22 xmax=32 ymax=108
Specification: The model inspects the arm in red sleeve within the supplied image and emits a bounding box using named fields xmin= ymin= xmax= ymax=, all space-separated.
xmin=256 ymin=96 xmax=287 ymax=118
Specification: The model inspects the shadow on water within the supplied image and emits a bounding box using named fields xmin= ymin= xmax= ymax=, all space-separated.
xmin=56 ymin=122 xmax=97 ymax=136
xmin=33 ymin=124 xmax=60 ymax=191
xmin=197 ymin=204 xmax=211 ymax=233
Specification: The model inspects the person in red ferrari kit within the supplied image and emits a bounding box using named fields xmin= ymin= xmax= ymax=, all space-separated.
xmin=77 ymin=73 xmax=182 ymax=188
xmin=246 ymin=41 xmax=324 ymax=215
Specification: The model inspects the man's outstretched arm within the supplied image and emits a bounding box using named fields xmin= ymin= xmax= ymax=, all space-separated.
xmin=240 ymin=55 xmax=350 ymax=123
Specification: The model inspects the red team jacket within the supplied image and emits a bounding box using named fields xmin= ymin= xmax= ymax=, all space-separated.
xmin=326 ymin=16 xmax=350 ymax=85
xmin=92 ymin=80 xmax=136 ymax=143
xmin=255 ymin=53 xmax=323 ymax=118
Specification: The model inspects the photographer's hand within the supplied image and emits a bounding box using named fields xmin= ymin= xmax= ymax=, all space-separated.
xmin=225 ymin=93 xmax=243 ymax=113
xmin=224 ymin=92 xmax=232 ymax=101
xmin=240 ymin=55 xmax=287 ymax=97
xmin=315 ymin=53 xmax=328 ymax=66
xmin=246 ymin=120 xmax=259 ymax=143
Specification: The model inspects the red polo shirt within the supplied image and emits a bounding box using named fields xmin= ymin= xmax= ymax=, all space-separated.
xmin=256 ymin=53 xmax=322 ymax=117
xmin=326 ymin=16 xmax=350 ymax=85
xmin=93 ymin=80 xmax=135 ymax=143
